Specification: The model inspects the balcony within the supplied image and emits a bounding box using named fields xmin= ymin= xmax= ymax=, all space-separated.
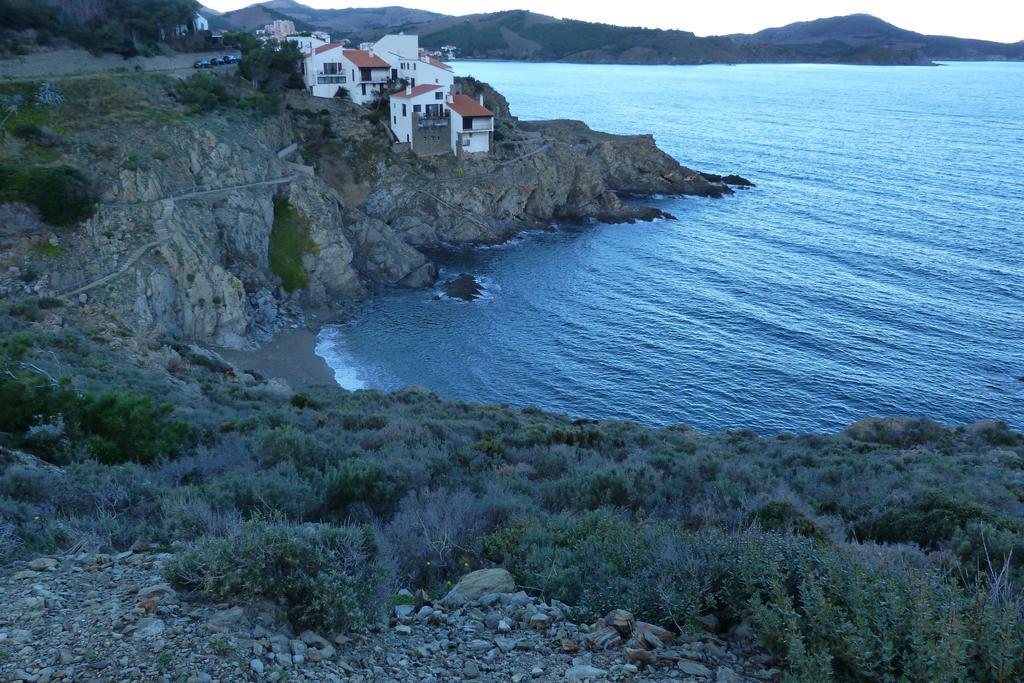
xmin=417 ymin=115 xmax=449 ymax=129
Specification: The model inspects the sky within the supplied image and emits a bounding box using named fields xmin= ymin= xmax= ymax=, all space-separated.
xmin=201 ymin=0 xmax=1024 ymax=43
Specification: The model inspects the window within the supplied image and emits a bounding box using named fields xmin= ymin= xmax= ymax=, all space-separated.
xmin=413 ymin=104 xmax=421 ymax=113
xmin=435 ymin=92 xmax=443 ymax=100
xmin=402 ymin=104 xmax=406 ymax=116
xmin=393 ymin=116 xmax=396 ymax=125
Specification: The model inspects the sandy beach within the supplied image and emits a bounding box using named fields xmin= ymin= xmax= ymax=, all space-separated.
xmin=217 ymin=328 xmax=338 ymax=390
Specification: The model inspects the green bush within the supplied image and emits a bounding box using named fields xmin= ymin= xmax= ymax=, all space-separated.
xmin=482 ymin=512 xmax=1024 ymax=681
xmin=750 ymin=500 xmax=823 ymax=539
xmin=324 ymin=459 xmax=409 ymax=518
xmin=268 ymin=198 xmax=316 ymax=292
xmin=165 ymin=519 xmax=383 ymax=631
xmin=174 ymin=73 xmax=237 ymax=113
xmin=0 ymin=372 xmax=191 ymax=464
xmin=0 ymin=164 xmax=96 ymax=226
xmin=78 ymin=391 xmax=192 ymax=464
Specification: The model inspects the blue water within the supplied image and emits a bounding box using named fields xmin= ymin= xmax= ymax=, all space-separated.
xmin=317 ymin=61 xmax=1024 ymax=433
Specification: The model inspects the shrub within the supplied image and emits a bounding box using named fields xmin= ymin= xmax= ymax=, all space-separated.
xmin=0 ymin=376 xmax=191 ymax=464
xmin=165 ymin=519 xmax=384 ymax=631
xmin=482 ymin=513 xmax=1024 ymax=680
xmin=174 ymin=73 xmax=237 ymax=113
xmin=846 ymin=416 xmax=945 ymax=448
xmin=749 ymin=500 xmax=823 ymax=539
xmin=324 ymin=459 xmax=409 ymax=518
xmin=268 ymin=198 xmax=317 ymax=292
xmin=0 ymin=163 xmax=96 ymax=226
xmin=77 ymin=391 xmax=192 ymax=464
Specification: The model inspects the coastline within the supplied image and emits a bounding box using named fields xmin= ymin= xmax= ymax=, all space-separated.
xmin=216 ymin=327 xmax=338 ymax=390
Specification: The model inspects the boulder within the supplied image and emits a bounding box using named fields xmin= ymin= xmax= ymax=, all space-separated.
xmin=442 ymin=568 xmax=515 ymax=606
xmin=603 ymin=609 xmax=635 ymax=637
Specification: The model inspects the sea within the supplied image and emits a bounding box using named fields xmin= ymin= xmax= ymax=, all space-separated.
xmin=316 ymin=61 xmax=1024 ymax=434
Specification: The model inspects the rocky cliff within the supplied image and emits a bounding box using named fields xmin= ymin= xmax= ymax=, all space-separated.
xmin=0 ymin=74 xmax=742 ymax=349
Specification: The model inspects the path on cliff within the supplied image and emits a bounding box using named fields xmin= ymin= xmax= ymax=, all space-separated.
xmin=58 ymin=175 xmax=297 ymax=299
xmin=0 ymin=48 xmax=239 ymax=82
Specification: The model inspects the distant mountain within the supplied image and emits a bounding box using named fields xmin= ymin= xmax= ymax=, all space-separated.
xmin=260 ymin=1 xmax=445 ymax=33
xmin=200 ymin=3 xmax=1024 ymax=65
xmin=735 ymin=14 xmax=1024 ymax=62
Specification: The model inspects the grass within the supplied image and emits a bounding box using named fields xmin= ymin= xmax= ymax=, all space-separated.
xmin=30 ymin=241 xmax=63 ymax=259
xmin=268 ymin=198 xmax=317 ymax=292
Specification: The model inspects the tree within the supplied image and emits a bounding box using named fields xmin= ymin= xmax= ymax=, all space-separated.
xmin=239 ymin=41 xmax=302 ymax=91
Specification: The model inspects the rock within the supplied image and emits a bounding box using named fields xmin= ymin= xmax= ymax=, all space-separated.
xmin=679 ymin=659 xmax=712 ymax=677
xmin=721 ymin=175 xmax=755 ymax=188
xmin=442 ymin=568 xmax=515 ymax=606
xmin=625 ymin=647 xmax=656 ymax=668
xmin=136 ymin=583 xmax=175 ymax=601
xmin=566 ymin=664 xmax=607 ymax=681
xmin=585 ymin=626 xmax=622 ymax=651
xmin=560 ymin=638 xmax=579 ymax=654
xmin=463 ymin=660 xmax=481 ymax=679
xmin=13 ymin=570 xmax=40 ymax=580
xmin=394 ymin=624 xmax=412 ymax=636
xmin=132 ymin=618 xmax=165 ymax=638
xmin=716 ymin=666 xmax=741 ymax=682
xmin=443 ymin=273 xmax=484 ymax=301
xmin=529 ymin=613 xmax=550 ymax=630
xmin=207 ymin=606 xmax=246 ymax=628
xmin=27 ymin=557 xmax=58 ymax=571
xmin=395 ymin=603 xmax=415 ymax=619
xmin=635 ymin=621 xmax=676 ymax=649
xmin=603 ymin=609 xmax=635 ymax=637
xmin=494 ymin=636 xmax=518 ymax=653
xmin=250 ymin=658 xmax=264 ymax=674
xmin=497 ymin=618 xmax=512 ymax=633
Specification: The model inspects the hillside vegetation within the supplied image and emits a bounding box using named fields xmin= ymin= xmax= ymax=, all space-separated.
xmin=1 ymin=303 xmax=1023 ymax=680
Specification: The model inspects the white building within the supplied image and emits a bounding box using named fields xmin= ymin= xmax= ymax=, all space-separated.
xmin=286 ymin=33 xmax=334 ymax=56
xmin=390 ymin=84 xmax=449 ymax=154
xmin=297 ymin=43 xmax=391 ymax=104
xmin=258 ymin=19 xmax=295 ymax=40
xmin=447 ymin=94 xmax=494 ymax=156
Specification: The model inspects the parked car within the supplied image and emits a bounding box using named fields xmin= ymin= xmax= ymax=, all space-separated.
xmin=209 ymin=57 xmax=222 ymax=66
xmin=193 ymin=60 xmax=210 ymax=69
xmin=223 ymin=55 xmax=239 ymax=64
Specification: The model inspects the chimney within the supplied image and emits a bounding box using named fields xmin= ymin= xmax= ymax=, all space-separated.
xmin=406 ymin=85 xmax=412 ymax=95
xmin=479 ymin=95 xmax=484 ymax=106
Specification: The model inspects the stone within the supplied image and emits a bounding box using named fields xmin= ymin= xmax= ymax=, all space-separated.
xmin=463 ymin=660 xmax=481 ymax=679
xmin=494 ymin=636 xmax=518 ymax=653
xmin=716 ymin=666 xmax=741 ymax=682
xmin=208 ymin=606 xmax=246 ymax=628
xmin=250 ymin=658 xmax=264 ymax=674
xmin=132 ymin=618 xmax=165 ymax=638
xmin=442 ymin=568 xmax=515 ymax=606
xmin=394 ymin=625 xmax=412 ymax=636
xmin=679 ymin=659 xmax=712 ymax=677
xmin=529 ymin=613 xmax=550 ymax=630
xmin=27 ymin=557 xmax=58 ymax=571
xmin=395 ymin=604 xmax=415 ymax=619
xmin=497 ymin=618 xmax=512 ymax=633
xmin=625 ymin=647 xmax=656 ymax=668
xmin=566 ymin=664 xmax=607 ymax=681
xmin=136 ymin=583 xmax=175 ymax=601
xmin=603 ymin=609 xmax=635 ymax=637
xmin=584 ymin=626 xmax=622 ymax=651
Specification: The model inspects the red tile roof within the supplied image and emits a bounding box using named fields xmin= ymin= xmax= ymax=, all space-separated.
xmin=343 ymin=49 xmax=391 ymax=68
xmin=428 ymin=56 xmax=453 ymax=72
xmin=313 ymin=42 xmax=346 ymax=55
xmin=391 ymin=84 xmax=444 ymax=99
xmin=448 ymin=94 xmax=493 ymax=117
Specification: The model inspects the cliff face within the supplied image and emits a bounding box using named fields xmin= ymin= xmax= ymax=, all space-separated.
xmin=0 ymin=75 xmax=738 ymax=348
